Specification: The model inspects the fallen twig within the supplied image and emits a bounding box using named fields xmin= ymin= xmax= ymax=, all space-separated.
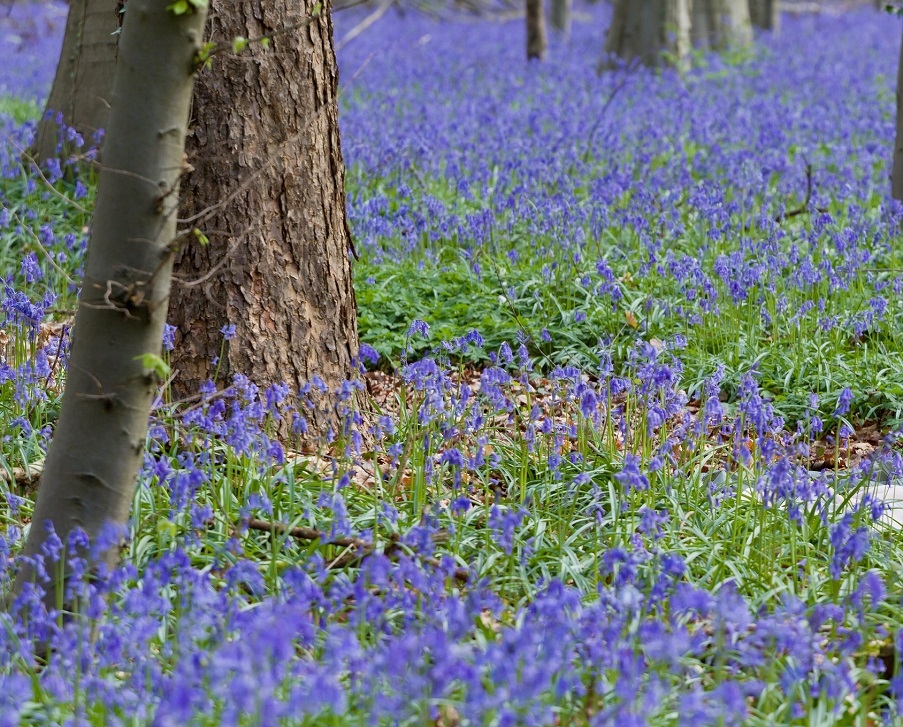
xmin=0 ymin=459 xmax=44 ymax=492
xmin=775 ymin=162 xmax=827 ymax=223
xmin=246 ymin=517 xmax=470 ymax=583
xmin=247 ymin=517 xmax=367 ymax=549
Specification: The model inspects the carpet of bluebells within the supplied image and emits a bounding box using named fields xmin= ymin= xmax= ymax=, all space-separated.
xmin=2 ymin=2 xmax=903 ymax=725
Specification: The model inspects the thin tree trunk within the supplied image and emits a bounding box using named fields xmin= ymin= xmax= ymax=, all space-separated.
xmin=31 ymin=0 xmax=120 ymax=163
xmin=691 ymin=0 xmax=752 ymax=50
xmin=691 ymin=0 xmax=713 ymax=50
xmin=748 ymin=0 xmax=779 ymax=32
xmin=893 ymin=23 xmax=903 ymax=201
xmin=526 ymin=0 xmax=548 ymax=60
xmin=726 ymin=0 xmax=752 ymax=46
xmin=11 ymin=0 xmax=206 ymax=611
xmin=168 ymin=0 xmax=361 ymax=442
xmin=549 ymin=0 xmax=571 ymax=39
xmin=603 ymin=0 xmax=690 ymax=69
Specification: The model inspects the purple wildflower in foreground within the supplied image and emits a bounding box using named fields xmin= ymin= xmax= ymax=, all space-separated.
xmin=3 ymin=1 xmax=903 ymax=723
xmin=0 ymin=523 xmax=889 ymax=725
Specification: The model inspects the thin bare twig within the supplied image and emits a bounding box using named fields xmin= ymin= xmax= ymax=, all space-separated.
xmin=338 ymin=52 xmax=376 ymax=98
xmin=4 ymin=206 xmax=77 ymax=286
xmin=775 ymin=161 xmax=827 ymax=223
xmin=335 ymin=0 xmax=392 ymax=52
xmin=0 ymin=459 xmax=44 ymax=490
xmin=246 ymin=517 xmax=470 ymax=583
xmin=0 ymin=130 xmax=93 ymax=214
xmin=247 ymin=517 xmax=368 ymax=549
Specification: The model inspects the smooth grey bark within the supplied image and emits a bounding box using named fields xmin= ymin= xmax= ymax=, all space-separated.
xmin=603 ymin=0 xmax=690 ymax=68
xmin=748 ymin=0 xmax=779 ymax=32
xmin=32 ymin=0 xmax=120 ymax=164
xmin=526 ymin=0 xmax=547 ymax=60
xmin=549 ymin=0 xmax=572 ymax=39
xmin=893 ymin=22 xmax=903 ymax=201
xmin=10 ymin=0 xmax=207 ymax=611
xmin=690 ymin=0 xmax=713 ymax=49
xmin=691 ymin=0 xmax=752 ymax=51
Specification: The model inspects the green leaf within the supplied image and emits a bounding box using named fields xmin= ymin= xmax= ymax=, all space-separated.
xmin=166 ymin=0 xmax=190 ymax=15
xmin=156 ymin=519 xmax=178 ymax=539
xmin=167 ymin=0 xmax=205 ymax=14
xmin=260 ymin=37 xmax=270 ymax=50
xmin=311 ymin=2 xmax=322 ymax=16
xmin=193 ymin=228 xmax=209 ymax=246
xmin=232 ymin=36 xmax=248 ymax=54
xmin=135 ymin=353 xmax=171 ymax=380
xmin=194 ymin=42 xmax=215 ymax=68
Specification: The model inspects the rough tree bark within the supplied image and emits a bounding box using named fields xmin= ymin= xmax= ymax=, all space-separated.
xmin=168 ymin=0 xmax=361 ymax=440
xmin=603 ymin=0 xmax=691 ymax=68
xmin=31 ymin=0 xmax=120 ymax=163
xmin=748 ymin=0 xmax=779 ymax=32
xmin=893 ymin=22 xmax=903 ymax=201
xmin=10 ymin=0 xmax=207 ymax=609
xmin=549 ymin=0 xmax=572 ymax=39
xmin=691 ymin=0 xmax=753 ymax=51
xmin=526 ymin=0 xmax=548 ymax=59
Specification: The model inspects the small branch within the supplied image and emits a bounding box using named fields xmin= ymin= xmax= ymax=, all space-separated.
xmin=170 ymin=231 xmax=244 ymax=288
xmin=338 ymin=51 xmax=376 ymax=99
xmin=775 ymin=162 xmax=827 ymax=223
xmin=333 ymin=0 xmax=375 ymax=11
xmin=0 ymin=131 xmax=92 ymax=214
xmin=0 ymin=459 xmax=44 ymax=490
xmin=5 ymin=207 xmax=78 ymax=286
xmin=580 ymin=68 xmax=634 ymax=157
xmin=335 ymin=0 xmax=393 ymax=52
xmin=247 ymin=517 xmax=368 ymax=549
xmin=246 ymin=517 xmax=470 ymax=583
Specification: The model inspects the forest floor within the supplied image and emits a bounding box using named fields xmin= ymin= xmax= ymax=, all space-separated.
xmin=2 ymin=2 xmax=903 ymax=725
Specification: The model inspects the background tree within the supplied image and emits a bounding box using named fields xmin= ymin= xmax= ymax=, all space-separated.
xmin=748 ymin=0 xmax=779 ymax=32
xmin=168 ymin=0 xmax=361 ymax=440
xmin=603 ymin=0 xmax=691 ymax=68
xmin=691 ymin=0 xmax=753 ymax=50
xmin=526 ymin=0 xmax=548 ymax=59
xmin=549 ymin=0 xmax=572 ymax=39
xmin=11 ymin=0 xmax=207 ymax=609
xmin=31 ymin=0 xmax=119 ymax=163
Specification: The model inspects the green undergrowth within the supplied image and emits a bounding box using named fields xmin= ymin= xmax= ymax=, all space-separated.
xmin=351 ymin=163 xmax=903 ymax=428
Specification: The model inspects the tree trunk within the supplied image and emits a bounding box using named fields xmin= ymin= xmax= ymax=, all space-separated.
xmin=691 ymin=0 xmax=713 ymax=50
xmin=31 ymin=0 xmax=120 ymax=163
xmin=526 ymin=0 xmax=548 ymax=60
xmin=168 ymin=0 xmax=361 ymax=442
xmin=748 ymin=0 xmax=779 ymax=32
xmin=893 ymin=23 xmax=903 ymax=201
xmin=11 ymin=0 xmax=206 ymax=611
xmin=549 ymin=0 xmax=571 ymax=39
xmin=603 ymin=0 xmax=691 ymax=69
xmin=691 ymin=0 xmax=752 ymax=50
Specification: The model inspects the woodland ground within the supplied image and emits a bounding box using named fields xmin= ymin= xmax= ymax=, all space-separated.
xmin=1 ymin=2 xmax=903 ymax=725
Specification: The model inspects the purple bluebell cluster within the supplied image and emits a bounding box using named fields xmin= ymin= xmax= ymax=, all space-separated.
xmin=2 ymin=327 xmax=900 ymax=722
xmin=342 ymin=4 xmax=903 ymax=424
xmin=1 ymin=1 xmax=903 ymax=724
